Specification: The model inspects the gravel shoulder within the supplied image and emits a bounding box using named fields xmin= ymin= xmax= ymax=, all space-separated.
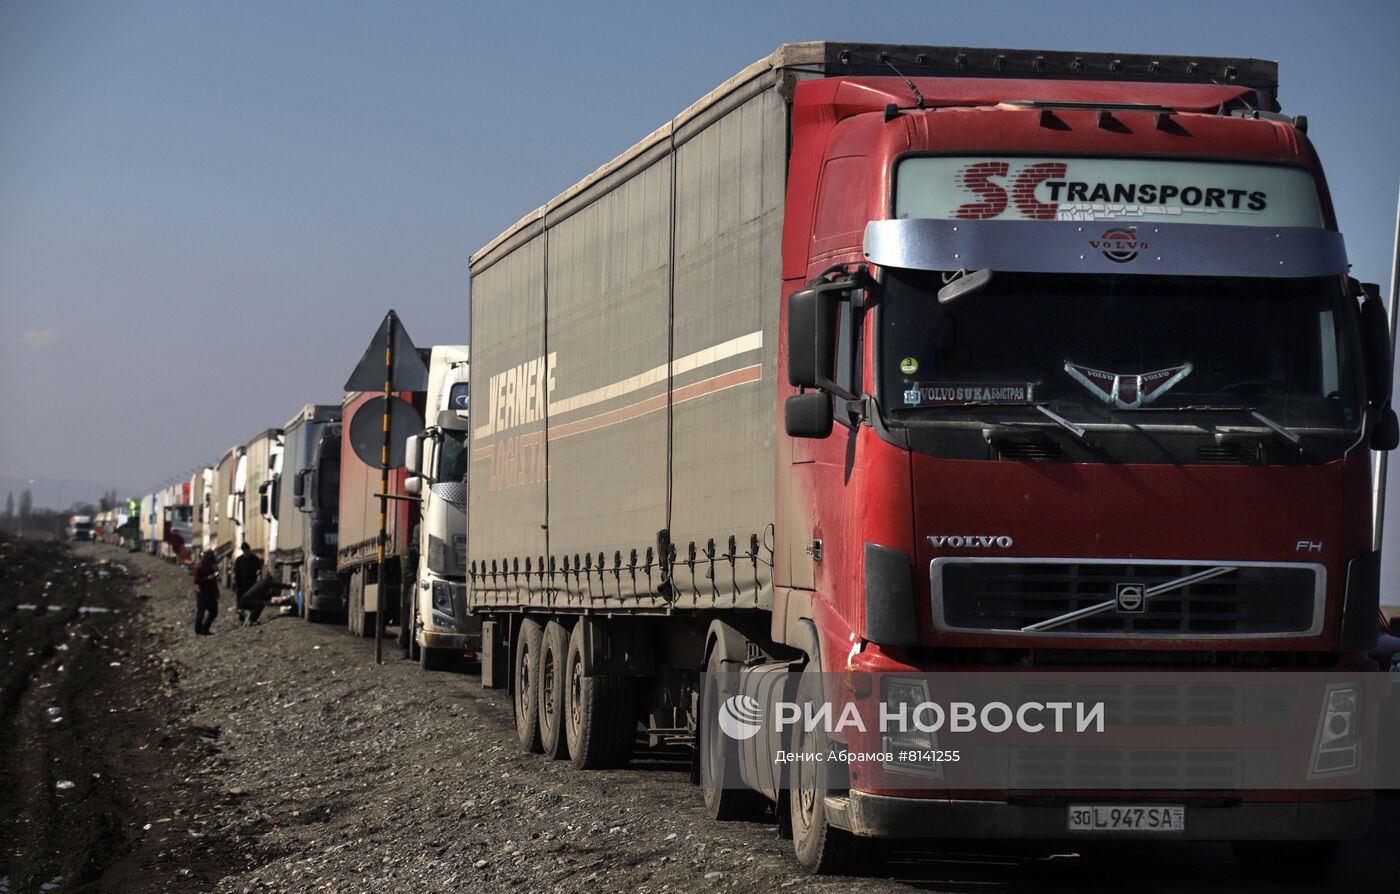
xmin=4 ymin=539 xmax=1394 ymax=893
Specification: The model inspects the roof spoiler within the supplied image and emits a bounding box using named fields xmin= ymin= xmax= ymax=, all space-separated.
xmin=772 ymin=42 xmax=1278 ymax=103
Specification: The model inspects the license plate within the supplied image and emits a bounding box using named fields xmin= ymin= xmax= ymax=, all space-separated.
xmin=1068 ymin=804 xmax=1184 ymax=833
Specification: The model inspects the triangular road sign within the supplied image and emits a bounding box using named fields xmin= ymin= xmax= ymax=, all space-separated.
xmin=344 ymin=310 xmax=430 ymax=392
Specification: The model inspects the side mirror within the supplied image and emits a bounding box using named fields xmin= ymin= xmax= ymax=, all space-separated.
xmin=293 ymin=469 xmax=306 ymax=498
xmin=404 ymin=476 xmax=423 ymax=497
xmin=786 ymin=271 xmax=862 ymax=398
xmin=785 ymin=392 xmax=834 ymax=439
xmin=404 ymin=434 xmax=423 ymax=477
xmin=437 ymin=409 xmax=470 ymax=431
xmin=1358 ymin=282 xmax=1393 ymax=407
xmin=295 ymin=470 xmax=314 ymax=512
xmin=1372 ymin=406 xmax=1399 ymax=451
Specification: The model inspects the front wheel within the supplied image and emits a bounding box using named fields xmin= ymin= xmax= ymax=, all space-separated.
xmin=789 ymin=662 xmax=872 ymax=874
xmin=420 ymin=645 xmax=450 ymax=672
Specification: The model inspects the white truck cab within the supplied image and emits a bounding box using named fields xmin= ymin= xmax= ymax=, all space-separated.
xmin=403 ymin=345 xmax=476 ymax=670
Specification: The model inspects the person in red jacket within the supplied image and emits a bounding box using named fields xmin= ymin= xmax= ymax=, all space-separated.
xmin=192 ymin=550 xmax=220 ymax=635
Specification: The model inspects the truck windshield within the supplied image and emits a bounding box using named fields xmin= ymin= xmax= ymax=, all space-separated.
xmin=437 ymin=430 xmax=469 ymax=481
xmin=881 ymin=271 xmax=1361 ymax=431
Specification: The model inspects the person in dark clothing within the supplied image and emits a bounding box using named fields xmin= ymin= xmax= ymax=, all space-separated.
xmin=236 ymin=573 xmax=295 ymax=625
xmin=233 ymin=542 xmax=264 ymax=623
xmin=193 ymin=550 xmax=220 ymax=635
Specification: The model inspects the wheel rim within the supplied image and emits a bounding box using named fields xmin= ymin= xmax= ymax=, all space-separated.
xmin=568 ymin=652 xmax=584 ymax=737
xmin=542 ymin=650 xmax=556 ymax=721
xmin=516 ymin=644 xmax=531 ymax=717
xmin=792 ymin=727 xmax=817 ymax=837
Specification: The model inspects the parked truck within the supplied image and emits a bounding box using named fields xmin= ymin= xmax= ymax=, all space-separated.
xmin=138 ymin=491 xmax=159 ymax=555
xmin=240 ymin=428 xmax=283 ymax=568
xmin=159 ymin=480 xmax=193 ymax=563
xmin=66 ymin=514 xmax=94 ymax=542
xmin=466 ymin=42 xmax=1392 ymax=875
xmin=403 ymin=345 xmax=476 ymax=670
xmin=212 ymin=445 xmax=242 ymax=579
xmin=338 ymin=388 xmax=426 ymax=637
xmin=190 ymin=466 xmax=214 ymax=556
xmin=272 ymin=404 xmax=343 ymax=621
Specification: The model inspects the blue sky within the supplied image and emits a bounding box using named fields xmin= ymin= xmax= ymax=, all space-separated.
xmin=3 ymin=0 xmax=1399 ymax=576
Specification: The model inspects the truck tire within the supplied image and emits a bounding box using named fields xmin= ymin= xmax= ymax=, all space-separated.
xmin=420 ymin=645 xmax=450 ymax=671
xmin=1231 ymin=841 xmax=1340 ymax=884
xmin=407 ymin=592 xmax=422 ymax=662
xmin=789 ymin=661 xmax=870 ymax=874
xmin=346 ymin=573 xmax=361 ymax=636
xmin=699 ymin=647 xmax=768 ymax=821
xmin=513 ymin=618 xmax=544 ymax=753
xmin=563 ymin=621 xmax=634 ymax=769
xmin=538 ymin=619 xmax=571 ymax=760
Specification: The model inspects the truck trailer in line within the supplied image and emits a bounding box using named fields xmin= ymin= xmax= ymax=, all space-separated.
xmin=272 ymin=403 xmax=343 ymax=620
xmin=190 ymin=466 xmax=214 ymax=556
xmin=465 ymin=42 xmax=1393 ymax=875
xmin=212 ymin=445 xmax=243 ymax=581
xmin=240 ymin=427 xmax=284 ymax=568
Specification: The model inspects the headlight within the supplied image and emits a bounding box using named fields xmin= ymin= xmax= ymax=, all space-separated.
xmin=1310 ymin=684 xmax=1360 ymax=777
xmin=431 ymin=580 xmax=453 ymax=612
xmin=881 ymin=676 xmax=944 ymax=778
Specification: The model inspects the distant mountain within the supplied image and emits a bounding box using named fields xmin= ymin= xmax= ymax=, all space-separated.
xmin=0 ymin=477 xmax=137 ymax=512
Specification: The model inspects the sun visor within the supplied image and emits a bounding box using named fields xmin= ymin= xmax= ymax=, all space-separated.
xmin=864 ymin=219 xmax=1348 ymax=278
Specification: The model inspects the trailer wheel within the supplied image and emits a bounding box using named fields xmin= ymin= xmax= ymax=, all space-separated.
xmin=789 ymin=661 xmax=870 ymax=874
xmin=700 ymin=648 xmax=768 ymax=821
xmin=538 ymin=620 xmax=571 ymax=760
xmin=513 ymin=618 xmax=544 ymax=753
xmin=563 ymin=621 xmax=634 ymax=769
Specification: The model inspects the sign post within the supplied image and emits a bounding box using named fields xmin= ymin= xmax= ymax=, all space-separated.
xmin=345 ymin=310 xmax=428 ymax=665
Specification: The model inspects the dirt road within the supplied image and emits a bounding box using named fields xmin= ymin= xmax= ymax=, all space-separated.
xmin=2 ymin=538 xmax=1394 ymax=893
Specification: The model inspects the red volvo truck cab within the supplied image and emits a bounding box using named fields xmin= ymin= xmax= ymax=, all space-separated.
xmin=778 ymin=49 xmax=1393 ymax=873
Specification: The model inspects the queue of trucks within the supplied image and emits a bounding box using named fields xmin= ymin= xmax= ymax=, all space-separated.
xmin=121 ymin=42 xmax=1396 ymax=878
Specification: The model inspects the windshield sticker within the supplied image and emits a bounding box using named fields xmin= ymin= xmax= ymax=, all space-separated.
xmin=896 ymin=158 xmax=1323 ymax=228
xmin=900 ymin=357 xmax=920 ymax=374
xmin=903 ymin=382 xmax=1035 ymax=407
xmin=1064 ymin=361 xmax=1193 ymax=409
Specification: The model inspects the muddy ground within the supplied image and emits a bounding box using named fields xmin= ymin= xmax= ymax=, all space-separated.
xmin=1 ymin=537 xmax=1394 ymax=893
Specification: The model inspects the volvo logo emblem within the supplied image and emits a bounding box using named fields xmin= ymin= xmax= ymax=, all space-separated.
xmin=1090 ymin=227 xmax=1147 ymax=263
xmin=1115 ymin=583 xmax=1145 ymax=613
xmin=927 ymin=535 xmax=1014 ymax=549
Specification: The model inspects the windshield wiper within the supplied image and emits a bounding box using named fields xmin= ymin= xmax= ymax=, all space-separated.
xmin=1143 ymin=404 xmax=1304 ymax=446
xmin=1248 ymin=409 xmax=1303 ymax=446
xmin=1034 ymin=404 xmax=1089 ymax=443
